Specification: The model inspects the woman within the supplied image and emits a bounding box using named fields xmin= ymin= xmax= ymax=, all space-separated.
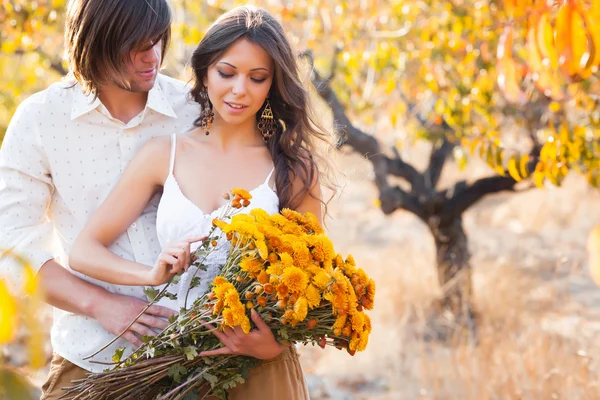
xmin=70 ymin=5 xmax=335 ymax=399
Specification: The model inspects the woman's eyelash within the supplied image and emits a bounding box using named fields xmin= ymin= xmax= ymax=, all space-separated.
xmin=217 ymin=71 xmax=267 ymax=83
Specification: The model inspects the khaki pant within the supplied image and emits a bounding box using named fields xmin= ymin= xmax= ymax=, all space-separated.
xmin=41 ymin=354 xmax=88 ymax=400
xmin=42 ymin=347 xmax=309 ymax=400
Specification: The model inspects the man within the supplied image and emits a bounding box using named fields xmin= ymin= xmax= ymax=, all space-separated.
xmin=0 ymin=0 xmax=199 ymax=398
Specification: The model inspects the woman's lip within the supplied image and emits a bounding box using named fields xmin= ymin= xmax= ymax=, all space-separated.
xmin=225 ymin=102 xmax=248 ymax=112
xmin=225 ymin=102 xmax=248 ymax=108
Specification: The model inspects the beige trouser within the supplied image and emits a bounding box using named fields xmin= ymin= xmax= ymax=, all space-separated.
xmin=41 ymin=347 xmax=309 ymax=400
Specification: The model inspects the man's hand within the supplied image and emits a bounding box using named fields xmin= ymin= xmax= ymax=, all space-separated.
xmin=199 ymin=309 xmax=288 ymax=360
xmin=90 ymin=292 xmax=177 ymax=347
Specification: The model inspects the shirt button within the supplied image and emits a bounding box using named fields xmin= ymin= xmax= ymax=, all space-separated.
xmin=131 ymin=223 xmax=137 ymax=228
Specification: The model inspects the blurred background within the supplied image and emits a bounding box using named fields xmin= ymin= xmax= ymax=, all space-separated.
xmin=2 ymin=0 xmax=600 ymax=398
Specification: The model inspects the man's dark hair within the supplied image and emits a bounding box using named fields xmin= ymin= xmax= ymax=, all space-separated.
xmin=65 ymin=0 xmax=171 ymax=94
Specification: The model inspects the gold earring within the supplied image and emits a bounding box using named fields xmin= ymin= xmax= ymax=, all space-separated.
xmin=199 ymin=87 xmax=214 ymax=135
xmin=258 ymin=100 xmax=277 ymax=143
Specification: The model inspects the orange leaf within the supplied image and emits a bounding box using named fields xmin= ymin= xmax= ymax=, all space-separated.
xmin=526 ymin=13 xmax=564 ymax=100
xmin=497 ymin=26 xmax=527 ymax=104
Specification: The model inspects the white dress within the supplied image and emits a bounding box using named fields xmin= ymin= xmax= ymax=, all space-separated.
xmin=154 ymin=134 xmax=279 ymax=311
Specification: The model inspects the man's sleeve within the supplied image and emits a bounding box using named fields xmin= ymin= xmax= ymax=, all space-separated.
xmin=0 ymin=100 xmax=58 ymax=287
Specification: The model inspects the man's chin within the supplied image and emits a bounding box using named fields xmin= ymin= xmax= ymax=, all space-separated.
xmin=127 ymin=76 xmax=157 ymax=93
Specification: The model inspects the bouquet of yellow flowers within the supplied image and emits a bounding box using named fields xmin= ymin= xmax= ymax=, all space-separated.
xmin=64 ymin=189 xmax=375 ymax=400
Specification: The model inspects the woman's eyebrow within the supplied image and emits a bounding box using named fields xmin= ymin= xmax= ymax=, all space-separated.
xmin=218 ymin=61 xmax=269 ymax=72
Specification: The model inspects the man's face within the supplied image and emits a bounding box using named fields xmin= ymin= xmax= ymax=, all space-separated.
xmin=119 ymin=40 xmax=163 ymax=93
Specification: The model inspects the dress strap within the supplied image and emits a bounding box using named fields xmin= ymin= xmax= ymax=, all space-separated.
xmin=168 ymin=133 xmax=177 ymax=175
xmin=263 ymin=167 xmax=276 ymax=188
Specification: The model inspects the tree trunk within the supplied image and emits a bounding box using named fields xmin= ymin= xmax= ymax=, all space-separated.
xmin=429 ymin=216 xmax=477 ymax=338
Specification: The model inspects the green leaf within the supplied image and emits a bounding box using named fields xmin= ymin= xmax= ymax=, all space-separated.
xmin=167 ymin=363 xmax=188 ymax=383
xmin=168 ymin=314 xmax=178 ymax=324
xmin=163 ymin=292 xmax=177 ymax=300
xmin=143 ymin=287 xmax=160 ymax=302
xmin=183 ymin=345 xmax=199 ymax=360
xmin=111 ymin=346 xmax=125 ymax=363
xmin=203 ymin=372 xmax=219 ymax=387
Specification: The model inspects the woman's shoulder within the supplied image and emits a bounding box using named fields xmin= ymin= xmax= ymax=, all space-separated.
xmin=128 ymin=135 xmax=174 ymax=184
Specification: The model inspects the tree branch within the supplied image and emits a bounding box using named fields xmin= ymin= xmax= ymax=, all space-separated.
xmin=385 ymin=147 xmax=427 ymax=193
xmin=15 ymin=48 xmax=67 ymax=76
xmin=443 ymin=175 xmax=518 ymax=220
xmin=380 ymin=186 xmax=426 ymax=220
xmin=425 ymin=138 xmax=454 ymax=190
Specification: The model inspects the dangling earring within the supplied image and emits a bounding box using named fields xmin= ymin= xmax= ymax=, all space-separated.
xmin=258 ymin=100 xmax=277 ymax=143
xmin=199 ymin=87 xmax=214 ymax=135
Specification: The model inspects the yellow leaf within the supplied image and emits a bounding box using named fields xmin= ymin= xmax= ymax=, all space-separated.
xmin=519 ymin=154 xmax=530 ymax=178
xmin=469 ymin=137 xmax=482 ymax=156
xmin=508 ymin=155 xmax=522 ymax=181
xmin=0 ymin=280 xmax=18 ymax=343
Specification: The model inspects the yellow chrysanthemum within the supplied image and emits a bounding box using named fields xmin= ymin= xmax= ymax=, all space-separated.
xmin=292 ymin=241 xmax=311 ymax=268
xmin=224 ymin=289 xmax=241 ymax=306
xmin=305 ymin=263 xmax=321 ymax=278
xmin=240 ymin=257 xmax=262 ymax=276
xmin=312 ymin=270 xmax=332 ymax=290
xmin=280 ymin=252 xmax=294 ymax=268
xmin=351 ymin=312 xmax=365 ymax=333
xmin=266 ymin=262 xmax=283 ymax=276
xmin=257 ymin=270 xmax=269 ymax=285
xmin=362 ymin=279 xmax=376 ymax=310
xmin=349 ymin=332 xmax=360 ymax=351
xmin=333 ymin=314 xmax=347 ymax=331
xmin=222 ymin=308 xmax=236 ymax=326
xmin=305 ymin=284 xmax=321 ymax=309
xmin=357 ymin=268 xmax=369 ymax=286
xmin=304 ymin=212 xmax=324 ymax=234
xmin=346 ymin=254 xmax=356 ymax=267
xmin=358 ymin=332 xmax=369 ymax=351
xmin=276 ymin=283 xmax=289 ymax=299
xmin=250 ymin=208 xmax=270 ymax=222
xmin=232 ymin=188 xmax=252 ymax=200
xmin=270 ymin=214 xmax=304 ymax=236
xmin=213 ymin=276 xmax=228 ymax=286
xmin=293 ymin=296 xmax=308 ymax=321
xmin=256 ymin=239 xmax=268 ymax=260
xmin=212 ymin=218 xmax=229 ymax=231
xmin=334 ymin=254 xmax=345 ymax=269
xmin=281 ymin=208 xmax=307 ymax=224
xmin=281 ymin=266 xmax=309 ymax=294
xmin=332 ymin=291 xmax=348 ymax=315
xmin=363 ymin=313 xmax=372 ymax=333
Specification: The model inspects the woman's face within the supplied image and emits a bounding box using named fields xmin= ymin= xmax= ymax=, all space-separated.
xmin=204 ymin=38 xmax=274 ymax=127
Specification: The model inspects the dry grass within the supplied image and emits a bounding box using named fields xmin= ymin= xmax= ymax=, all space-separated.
xmin=298 ymin=148 xmax=600 ymax=399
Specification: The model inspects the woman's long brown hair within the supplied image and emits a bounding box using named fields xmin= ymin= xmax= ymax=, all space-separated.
xmin=190 ymin=6 xmax=338 ymax=214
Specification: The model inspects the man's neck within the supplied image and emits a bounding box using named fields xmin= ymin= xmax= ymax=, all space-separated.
xmin=97 ymin=84 xmax=149 ymax=124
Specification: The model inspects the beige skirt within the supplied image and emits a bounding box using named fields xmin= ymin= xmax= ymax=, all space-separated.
xmin=199 ymin=346 xmax=310 ymax=400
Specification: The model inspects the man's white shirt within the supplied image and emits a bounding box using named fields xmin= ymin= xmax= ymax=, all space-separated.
xmin=0 ymin=74 xmax=199 ymax=372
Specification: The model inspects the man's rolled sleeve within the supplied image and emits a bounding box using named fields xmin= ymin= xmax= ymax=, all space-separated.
xmin=0 ymin=100 xmax=57 ymax=285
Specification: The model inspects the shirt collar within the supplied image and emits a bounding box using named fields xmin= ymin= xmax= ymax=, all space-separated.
xmin=146 ymin=77 xmax=178 ymax=118
xmin=70 ymin=76 xmax=178 ymax=120
xmin=70 ymin=86 xmax=102 ymax=120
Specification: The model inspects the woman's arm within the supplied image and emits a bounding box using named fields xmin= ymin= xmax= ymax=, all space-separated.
xmin=69 ymin=136 xmax=174 ymax=286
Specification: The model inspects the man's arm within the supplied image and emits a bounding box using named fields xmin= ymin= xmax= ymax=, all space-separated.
xmin=0 ymin=100 xmax=175 ymax=346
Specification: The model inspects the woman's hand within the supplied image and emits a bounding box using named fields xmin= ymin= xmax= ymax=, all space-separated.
xmin=200 ymin=309 xmax=289 ymax=360
xmin=147 ymin=236 xmax=205 ymax=286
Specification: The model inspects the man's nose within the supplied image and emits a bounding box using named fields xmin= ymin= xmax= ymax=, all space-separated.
xmin=141 ymin=44 xmax=160 ymax=64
